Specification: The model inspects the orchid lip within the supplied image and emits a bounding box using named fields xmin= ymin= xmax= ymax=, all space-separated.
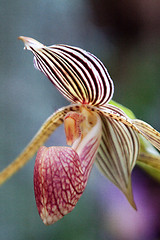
xmin=34 ymin=108 xmax=102 ymax=225
xmin=0 ymin=36 xmax=160 ymax=226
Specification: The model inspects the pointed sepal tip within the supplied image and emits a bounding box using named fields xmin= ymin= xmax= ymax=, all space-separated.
xmin=18 ymin=36 xmax=44 ymax=50
xmin=124 ymin=179 xmax=137 ymax=210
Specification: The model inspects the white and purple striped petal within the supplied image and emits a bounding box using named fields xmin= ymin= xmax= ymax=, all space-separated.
xmin=19 ymin=36 xmax=114 ymax=106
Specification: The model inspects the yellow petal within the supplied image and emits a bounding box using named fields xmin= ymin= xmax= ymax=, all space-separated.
xmin=132 ymin=119 xmax=160 ymax=151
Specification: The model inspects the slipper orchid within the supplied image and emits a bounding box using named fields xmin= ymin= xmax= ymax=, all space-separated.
xmin=0 ymin=37 xmax=160 ymax=225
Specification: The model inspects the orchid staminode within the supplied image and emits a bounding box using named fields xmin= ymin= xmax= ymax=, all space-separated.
xmin=0 ymin=37 xmax=160 ymax=225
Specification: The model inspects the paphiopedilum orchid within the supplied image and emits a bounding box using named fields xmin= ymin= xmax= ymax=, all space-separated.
xmin=0 ymin=37 xmax=160 ymax=225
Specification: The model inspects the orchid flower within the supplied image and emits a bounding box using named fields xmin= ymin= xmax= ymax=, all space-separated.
xmin=0 ymin=37 xmax=160 ymax=225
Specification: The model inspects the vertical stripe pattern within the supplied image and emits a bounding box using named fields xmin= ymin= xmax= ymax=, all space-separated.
xmin=22 ymin=37 xmax=114 ymax=106
xmin=96 ymin=114 xmax=139 ymax=207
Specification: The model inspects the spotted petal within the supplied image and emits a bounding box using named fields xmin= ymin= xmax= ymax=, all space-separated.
xmin=19 ymin=36 xmax=114 ymax=106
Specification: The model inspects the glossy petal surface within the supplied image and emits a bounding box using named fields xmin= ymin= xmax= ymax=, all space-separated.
xmin=19 ymin=36 xmax=114 ymax=106
xmin=34 ymin=109 xmax=102 ymax=225
xmin=34 ymin=146 xmax=84 ymax=225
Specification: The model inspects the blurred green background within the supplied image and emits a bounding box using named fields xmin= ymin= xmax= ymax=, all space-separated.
xmin=0 ymin=1 xmax=160 ymax=239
